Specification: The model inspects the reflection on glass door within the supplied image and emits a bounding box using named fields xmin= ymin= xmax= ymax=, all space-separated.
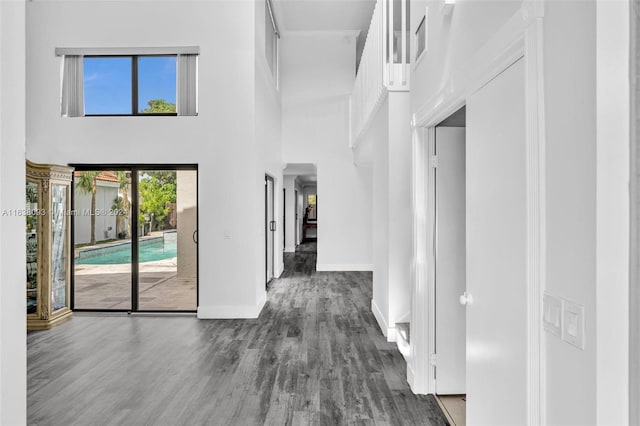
xmin=137 ymin=170 xmax=197 ymax=311
xmin=51 ymin=184 xmax=69 ymax=311
xmin=73 ymin=170 xmax=132 ymax=309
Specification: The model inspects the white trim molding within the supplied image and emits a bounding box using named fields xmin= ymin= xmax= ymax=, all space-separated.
xmin=315 ymin=263 xmax=373 ymax=272
xmin=408 ymin=2 xmax=546 ymax=424
xmin=523 ymin=8 xmax=546 ymax=425
xmin=55 ymin=46 xmax=200 ymax=56
xmin=408 ymin=123 xmax=434 ymax=394
xmin=198 ymin=296 xmax=266 ymax=319
xmin=371 ymin=299 xmax=396 ymax=342
xmin=630 ymin=1 xmax=640 ymax=424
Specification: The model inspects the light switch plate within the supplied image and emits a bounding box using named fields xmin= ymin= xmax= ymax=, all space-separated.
xmin=562 ymin=300 xmax=585 ymax=350
xmin=543 ymin=293 xmax=563 ymax=337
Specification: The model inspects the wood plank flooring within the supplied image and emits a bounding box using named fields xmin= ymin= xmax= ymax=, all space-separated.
xmin=28 ymin=241 xmax=448 ymax=425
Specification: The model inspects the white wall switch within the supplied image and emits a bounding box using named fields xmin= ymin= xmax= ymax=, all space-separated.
xmin=543 ymin=293 xmax=563 ymax=337
xmin=562 ymin=300 xmax=585 ymax=350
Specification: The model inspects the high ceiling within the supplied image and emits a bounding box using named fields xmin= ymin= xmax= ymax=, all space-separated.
xmin=272 ymin=0 xmax=377 ymax=68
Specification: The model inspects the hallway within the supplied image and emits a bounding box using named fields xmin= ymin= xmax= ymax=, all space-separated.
xmin=27 ymin=242 xmax=448 ymax=425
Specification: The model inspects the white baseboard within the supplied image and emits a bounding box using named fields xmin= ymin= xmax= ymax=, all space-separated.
xmin=276 ymin=263 xmax=284 ymax=278
xmin=407 ymin=363 xmax=416 ymax=393
xmin=316 ymin=263 xmax=373 ymax=272
xmin=285 ymin=246 xmax=296 ymax=253
xmin=371 ymin=299 xmax=396 ymax=342
xmin=198 ymin=296 xmax=266 ymax=319
xmin=387 ymin=327 xmax=397 ymax=342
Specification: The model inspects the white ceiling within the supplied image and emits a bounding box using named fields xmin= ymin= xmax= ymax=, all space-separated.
xmin=297 ymin=174 xmax=317 ymax=185
xmin=283 ymin=163 xmax=316 ymax=175
xmin=283 ymin=163 xmax=317 ymax=185
xmin=272 ymin=0 xmax=376 ymax=67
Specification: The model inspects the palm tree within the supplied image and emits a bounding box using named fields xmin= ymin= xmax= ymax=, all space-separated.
xmin=75 ymin=171 xmax=98 ymax=245
xmin=116 ymin=171 xmax=131 ymax=238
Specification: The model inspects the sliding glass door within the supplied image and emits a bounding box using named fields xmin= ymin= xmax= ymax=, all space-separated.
xmin=137 ymin=169 xmax=197 ymax=310
xmin=72 ymin=165 xmax=198 ymax=312
xmin=73 ymin=170 xmax=132 ymax=310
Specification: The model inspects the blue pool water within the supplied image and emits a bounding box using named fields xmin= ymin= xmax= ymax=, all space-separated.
xmin=76 ymin=237 xmax=177 ymax=265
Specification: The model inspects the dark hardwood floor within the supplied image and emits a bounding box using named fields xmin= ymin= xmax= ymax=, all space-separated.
xmin=28 ymin=241 xmax=448 ymax=425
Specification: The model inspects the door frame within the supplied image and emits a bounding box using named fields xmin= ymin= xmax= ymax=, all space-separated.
xmin=70 ymin=163 xmax=199 ymax=313
xmin=433 ymin=125 xmax=467 ymax=396
xmin=408 ymin=3 xmax=546 ymax=424
xmin=631 ymin=0 xmax=640 ymax=421
xmin=265 ymin=174 xmax=275 ymax=288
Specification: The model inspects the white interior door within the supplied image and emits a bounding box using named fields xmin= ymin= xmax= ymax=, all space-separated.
xmin=266 ymin=176 xmax=274 ymax=286
xmin=466 ymin=58 xmax=527 ymax=425
xmin=435 ymin=126 xmax=467 ymax=395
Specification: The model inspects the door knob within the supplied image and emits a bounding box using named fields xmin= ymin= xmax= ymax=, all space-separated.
xmin=459 ymin=291 xmax=473 ymax=305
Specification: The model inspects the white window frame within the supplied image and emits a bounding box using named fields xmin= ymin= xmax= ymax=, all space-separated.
xmin=265 ymin=0 xmax=280 ymax=87
xmin=56 ymin=47 xmax=199 ymax=117
xmin=414 ymin=7 xmax=428 ymax=66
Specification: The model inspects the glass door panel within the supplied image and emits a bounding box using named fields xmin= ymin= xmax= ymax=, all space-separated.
xmin=26 ymin=181 xmax=39 ymax=315
xmin=51 ymin=184 xmax=68 ymax=311
xmin=73 ymin=170 xmax=132 ymax=310
xmin=137 ymin=170 xmax=197 ymax=311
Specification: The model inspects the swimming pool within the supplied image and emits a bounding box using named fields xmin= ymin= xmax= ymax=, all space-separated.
xmin=76 ymin=237 xmax=177 ymax=265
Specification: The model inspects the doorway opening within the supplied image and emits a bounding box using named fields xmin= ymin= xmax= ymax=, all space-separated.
xmin=282 ymin=163 xmax=318 ymax=273
xmin=433 ymin=106 xmax=467 ymax=426
xmin=71 ymin=165 xmax=198 ymax=312
xmin=304 ymin=192 xmax=317 ymax=241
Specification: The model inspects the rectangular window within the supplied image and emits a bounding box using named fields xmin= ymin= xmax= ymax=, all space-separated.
xmin=265 ymin=0 xmax=279 ymax=81
xmin=137 ymin=56 xmax=177 ymax=114
xmin=84 ymin=55 xmax=176 ymax=116
xmin=83 ymin=57 xmax=133 ymax=115
xmin=59 ymin=47 xmax=198 ymax=117
xmin=415 ymin=14 xmax=427 ymax=61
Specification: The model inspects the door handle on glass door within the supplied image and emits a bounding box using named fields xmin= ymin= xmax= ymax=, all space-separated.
xmin=459 ymin=291 xmax=473 ymax=305
xmin=193 ymin=230 xmax=198 ymax=244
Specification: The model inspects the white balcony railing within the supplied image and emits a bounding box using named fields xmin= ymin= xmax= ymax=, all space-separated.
xmin=351 ymin=0 xmax=410 ymax=147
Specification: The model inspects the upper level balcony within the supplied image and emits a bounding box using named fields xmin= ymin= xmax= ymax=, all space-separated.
xmin=351 ymin=0 xmax=410 ymax=147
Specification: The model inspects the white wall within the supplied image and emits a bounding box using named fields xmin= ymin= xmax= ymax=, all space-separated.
xmin=407 ymin=1 xmax=620 ymax=423
xmin=409 ymin=0 xmax=522 ymax=114
xmin=371 ymin=98 xmax=390 ymax=334
xmin=255 ymin=0 xmax=284 ymax=283
xmin=26 ymin=0 xmax=271 ymax=319
xmin=367 ymin=92 xmax=412 ymax=340
xmin=281 ymin=33 xmax=372 ymax=271
xmin=387 ymin=93 xmax=412 ymax=327
xmin=0 ymin=0 xmax=27 ymax=424
xmin=543 ymin=2 xmax=597 ymax=423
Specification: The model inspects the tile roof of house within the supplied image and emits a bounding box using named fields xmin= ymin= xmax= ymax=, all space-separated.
xmin=73 ymin=171 xmax=122 ymax=183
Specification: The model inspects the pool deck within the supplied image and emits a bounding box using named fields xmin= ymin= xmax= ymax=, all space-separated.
xmin=74 ymin=257 xmax=196 ymax=311
xmin=72 ymin=231 xmax=194 ymax=311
